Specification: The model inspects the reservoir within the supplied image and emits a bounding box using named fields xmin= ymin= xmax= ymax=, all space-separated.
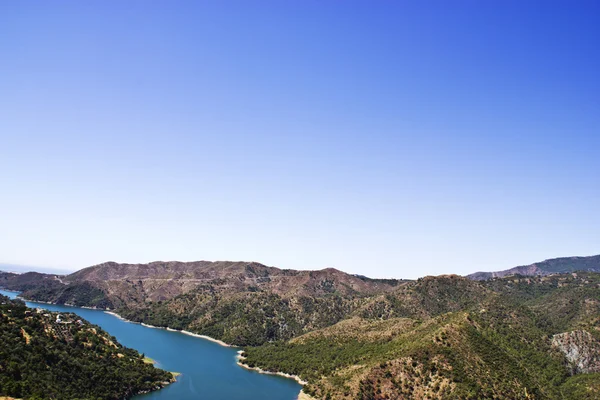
xmin=0 ymin=289 xmax=302 ymax=400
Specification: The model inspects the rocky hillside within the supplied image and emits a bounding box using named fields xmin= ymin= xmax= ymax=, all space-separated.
xmin=467 ymin=255 xmax=600 ymax=280
xmin=243 ymin=272 xmax=600 ymax=399
xmin=0 ymin=261 xmax=406 ymax=346
xmin=0 ymin=294 xmax=174 ymax=400
xmin=1 ymin=261 xmax=403 ymax=309
xmin=552 ymin=330 xmax=600 ymax=374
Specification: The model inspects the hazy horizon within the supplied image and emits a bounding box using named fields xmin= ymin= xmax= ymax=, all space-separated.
xmin=0 ymin=263 xmax=75 ymax=275
xmin=1 ymin=1 xmax=599 ymax=279
xmin=2 ymin=252 xmax=599 ymax=280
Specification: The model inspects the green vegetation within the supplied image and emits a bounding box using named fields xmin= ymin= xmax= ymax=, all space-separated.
xmin=0 ymin=295 xmax=173 ymax=400
xmin=118 ymin=289 xmax=366 ymax=346
xmin=242 ymin=273 xmax=600 ymax=399
xmin=23 ymin=282 xmax=114 ymax=310
xmin=4 ymin=261 xmax=600 ymax=399
xmin=559 ymin=373 xmax=600 ymax=399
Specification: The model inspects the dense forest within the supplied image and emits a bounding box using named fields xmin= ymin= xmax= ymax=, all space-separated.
xmin=0 ymin=295 xmax=174 ymax=400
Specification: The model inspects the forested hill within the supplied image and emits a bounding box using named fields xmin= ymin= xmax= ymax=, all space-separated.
xmin=243 ymin=273 xmax=600 ymax=399
xmin=0 ymin=295 xmax=174 ymax=400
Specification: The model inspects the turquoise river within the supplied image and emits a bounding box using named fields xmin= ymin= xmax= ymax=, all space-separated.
xmin=0 ymin=289 xmax=302 ymax=400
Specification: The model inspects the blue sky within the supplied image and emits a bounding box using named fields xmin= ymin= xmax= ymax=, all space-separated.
xmin=1 ymin=1 xmax=598 ymax=278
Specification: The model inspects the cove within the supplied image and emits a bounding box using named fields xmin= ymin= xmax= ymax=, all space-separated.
xmin=0 ymin=289 xmax=302 ymax=400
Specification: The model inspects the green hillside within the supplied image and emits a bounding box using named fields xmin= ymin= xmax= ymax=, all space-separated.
xmin=0 ymin=295 xmax=174 ymax=400
xmin=242 ymin=273 xmax=600 ymax=399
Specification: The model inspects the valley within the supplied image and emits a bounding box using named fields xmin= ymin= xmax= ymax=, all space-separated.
xmin=1 ymin=255 xmax=600 ymax=399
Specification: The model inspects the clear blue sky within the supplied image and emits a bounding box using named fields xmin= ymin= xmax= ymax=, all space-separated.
xmin=1 ymin=1 xmax=598 ymax=279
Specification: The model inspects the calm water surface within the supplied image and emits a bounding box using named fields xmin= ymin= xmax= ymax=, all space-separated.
xmin=0 ymin=289 xmax=301 ymax=400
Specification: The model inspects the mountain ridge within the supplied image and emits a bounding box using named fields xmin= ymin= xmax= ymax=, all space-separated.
xmin=3 ymin=260 xmax=404 ymax=304
xmin=467 ymin=255 xmax=600 ymax=280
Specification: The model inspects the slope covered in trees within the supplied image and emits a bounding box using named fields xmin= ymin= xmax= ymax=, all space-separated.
xmin=242 ymin=273 xmax=600 ymax=399
xmin=0 ymin=295 xmax=174 ymax=400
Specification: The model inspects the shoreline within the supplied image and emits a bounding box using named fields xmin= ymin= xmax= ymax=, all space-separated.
xmin=0 ymin=290 xmax=180 ymax=400
xmin=104 ymin=311 xmax=312 ymax=397
xmin=169 ymin=327 xmax=233 ymax=347
xmin=134 ymin=375 xmax=178 ymax=397
xmin=4 ymin=290 xmax=310 ymax=398
xmin=13 ymin=296 xmax=107 ymax=311
xmin=5 ymin=291 xmax=235 ymax=349
xmin=102 ymin=311 xmax=234 ymax=348
xmin=104 ymin=311 xmax=311 ymax=390
xmin=297 ymin=392 xmax=318 ymax=400
xmin=235 ymin=350 xmax=308 ymax=385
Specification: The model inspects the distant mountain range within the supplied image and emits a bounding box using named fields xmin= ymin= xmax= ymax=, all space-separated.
xmin=2 ymin=256 xmax=600 ymax=399
xmin=467 ymin=255 xmax=600 ymax=280
xmin=0 ymin=262 xmax=74 ymax=275
xmin=5 ymin=254 xmax=600 ymax=286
